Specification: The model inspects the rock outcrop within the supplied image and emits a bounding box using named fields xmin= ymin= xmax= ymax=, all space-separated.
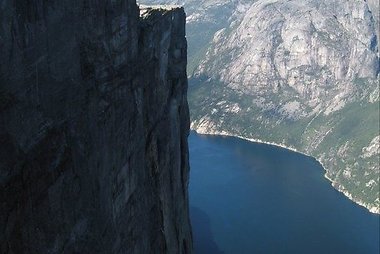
xmin=0 ymin=1 xmax=192 ymax=253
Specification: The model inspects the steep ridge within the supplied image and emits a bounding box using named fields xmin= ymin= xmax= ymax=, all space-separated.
xmin=0 ymin=1 xmax=192 ymax=253
xmin=189 ymin=0 xmax=379 ymax=213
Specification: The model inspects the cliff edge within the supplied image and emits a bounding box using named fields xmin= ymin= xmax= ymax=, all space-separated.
xmin=0 ymin=0 xmax=192 ymax=253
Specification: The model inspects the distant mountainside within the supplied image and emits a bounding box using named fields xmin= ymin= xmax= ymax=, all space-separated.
xmin=140 ymin=0 xmax=380 ymax=213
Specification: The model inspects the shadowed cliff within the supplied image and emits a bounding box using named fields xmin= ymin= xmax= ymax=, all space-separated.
xmin=0 ymin=0 xmax=192 ymax=253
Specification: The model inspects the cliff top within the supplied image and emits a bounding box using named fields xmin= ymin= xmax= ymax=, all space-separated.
xmin=139 ymin=4 xmax=184 ymax=19
xmin=139 ymin=4 xmax=183 ymax=13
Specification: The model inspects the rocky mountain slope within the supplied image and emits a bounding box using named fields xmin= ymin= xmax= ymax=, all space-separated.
xmin=0 ymin=1 xmax=192 ymax=253
xmin=188 ymin=0 xmax=379 ymax=213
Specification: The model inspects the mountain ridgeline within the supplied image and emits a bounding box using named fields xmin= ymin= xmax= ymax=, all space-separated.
xmin=142 ymin=0 xmax=380 ymax=213
xmin=0 ymin=1 xmax=192 ymax=253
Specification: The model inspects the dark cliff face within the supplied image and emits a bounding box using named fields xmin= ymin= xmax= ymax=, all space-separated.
xmin=0 ymin=0 xmax=192 ymax=253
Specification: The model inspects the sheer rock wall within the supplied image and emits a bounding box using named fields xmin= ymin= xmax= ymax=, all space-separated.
xmin=0 ymin=1 xmax=192 ymax=253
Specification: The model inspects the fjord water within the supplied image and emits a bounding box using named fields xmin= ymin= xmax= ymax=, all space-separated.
xmin=189 ymin=133 xmax=380 ymax=254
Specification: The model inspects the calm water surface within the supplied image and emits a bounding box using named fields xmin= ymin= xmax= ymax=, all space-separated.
xmin=189 ymin=133 xmax=380 ymax=254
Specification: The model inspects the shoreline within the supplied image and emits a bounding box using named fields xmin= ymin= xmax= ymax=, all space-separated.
xmin=191 ymin=128 xmax=380 ymax=215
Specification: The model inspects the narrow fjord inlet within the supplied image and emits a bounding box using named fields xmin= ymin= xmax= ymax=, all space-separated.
xmin=189 ymin=133 xmax=380 ymax=254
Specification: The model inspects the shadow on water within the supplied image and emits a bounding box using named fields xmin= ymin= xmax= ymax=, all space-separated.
xmin=190 ymin=206 xmax=224 ymax=254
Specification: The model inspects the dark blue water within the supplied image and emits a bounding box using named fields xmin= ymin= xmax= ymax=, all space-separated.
xmin=189 ymin=133 xmax=380 ymax=254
